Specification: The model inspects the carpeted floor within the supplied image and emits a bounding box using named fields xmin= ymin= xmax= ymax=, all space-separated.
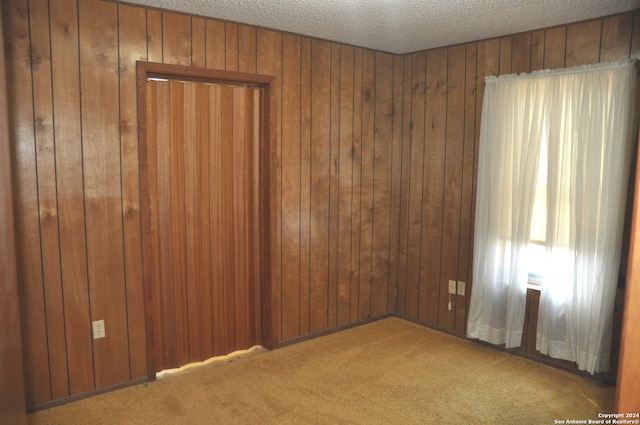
xmin=28 ymin=317 xmax=615 ymax=424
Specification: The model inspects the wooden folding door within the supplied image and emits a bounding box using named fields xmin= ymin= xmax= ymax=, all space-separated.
xmin=144 ymin=78 xmax=261 ymax=373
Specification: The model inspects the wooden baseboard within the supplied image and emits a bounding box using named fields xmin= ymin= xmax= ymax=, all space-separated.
xmin=27 ymin=377 xmax=149 ymax=413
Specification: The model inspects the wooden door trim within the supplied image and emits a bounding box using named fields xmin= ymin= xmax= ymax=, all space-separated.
xmin=136 ymin=61 xmax=276 ymax=379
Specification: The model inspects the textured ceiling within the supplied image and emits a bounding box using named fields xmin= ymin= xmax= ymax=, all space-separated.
xmin=122 ymin=0 xmax=640 ymax=54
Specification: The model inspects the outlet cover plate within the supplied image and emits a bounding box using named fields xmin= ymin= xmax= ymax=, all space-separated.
xmin=92 ymin=320 xmax=106 ymax=340
xmin=448 ymin=280 xmax=456 ymax=295
xmin=457 ymin=281 xmax=466 ymax=296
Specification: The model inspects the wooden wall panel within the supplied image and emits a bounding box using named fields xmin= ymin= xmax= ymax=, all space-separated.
xmin=309 ymin=39 xmax=331 ymax=333
xmin=79 ymin=0 xmax=130 ymax=389
xmin=419 ymin=48 xmax=446 ymax=326
xmin=349 ymin=48 xmax=364 ymax=324
xmin=117 ymin=3 xmax=148 ymax=381
xmin=439 ymin=45 xmax=465 ymax=331
xmin=0 ymin=0 xmax=27 ymax=421
xmin=358 ymin=50 xmax=376 ymax=321
xmin=6 ymin=0 xmax=51 ymax=407
xmin=370 ymin=53 xmax=394 ymax=318
xmin=281 ymin=34 xmax=302 ymax=340
xmin=328 ymin=43 xmax=341 ymax=329
xmin=29 ymin=0 xmax=68 ymax=400
xmin=5 ymin=0 xmax=638 ymax=408
xmin=404 ymin=52 xmax=426 ymax=320
xmin=336 ymin=46 xmax=355 ymax=327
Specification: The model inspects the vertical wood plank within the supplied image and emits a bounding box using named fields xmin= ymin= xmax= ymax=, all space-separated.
xmin=191 ymin=17 xmax=206 ymax=68
xmin=78 ymin=0 xmax=129 ymax=388
xmin=162 ymin=11 xmax=191 ymax=65
xmin=371 ymin=52 xmax=394 ymax=317
xmin=309 ymin=39 xmax=331 ymax=333
xmin=6 ymin=0 xmax=51 ymax=406
xmin=232 ymin=87 xmax=251 ymax=350
xmin=531 ymin=31 xmax=545 ymax=72
xmin=29 ymin=0 xmax=69 ymax=400
xmin=388 ymin=55 xmax=404 ymax=313
xmin=146 ymin=9 xmax=163 ymax=63
xmin=405 ymin=52 xmax=426 ymax=321
xmin=299 ymin=37 xmax=312 ymax=336
xmin=219 ymin=85 xmax=238 ymax=354
xmin=439 ymin=45 xmax=465 ymax=331
xmin=327 ymin=43 xmax=341 ymax=329
xmin=144 ymin=81 xmax=164 ymax=373
xmin=336 ymin=45 xmax=354 ymax=327
xmin=499 ymin=36 xmax=512 ymax=75
xmin=630 ymin=11 xmax=640 ymax=59
xmin=419 ymin=48 xmax=446 ymax=326
xmin=205 ymin=20 xmax=226 ymax=69
xmin=208 ymin=84 xmax=227 ymax=356
xmin=168 ymin=81 xmax=189 ymax=367
xmin=182 ymin=83 xmax=202 ymax=361
xmin=358 ymin=49 xmax=376 ymax=321
xmin=600 ymin=14 xmax=633 ymax=62
xmin=281 ymin=33 xmax=301 ymax=340
xmin=456 ymin=43 xmax=477 ymax=335
xmin=566 ymin=20 xmax=602 ymax=67
xmin=0 ymin=1 xmax=27 ymax=420
xmin=196 ymin=84 xmax=213 ymax=359
xmin=512 ymin=32 xmax=532 ymax=74
xmin=156 ymin=80 xmax=176 ymax=369
xmin=257 ymin=28 xmax=282 ymax=344
xmin=544 ymin=27 xmax=567 ymax=69
xmin=238 ymin=25 xmax=257 ymax=73
xmin=396 ymin=54 xmax=413 ymax=316
xmin=225 ymin=23 xmax=239 ymax=71
xmin=50 ymin=0 xmax=95 ymax=396
xmin=349 ymin=48 xmax=364 ymax=323
xmin=117 ymin=3 xmax=148 ymax=380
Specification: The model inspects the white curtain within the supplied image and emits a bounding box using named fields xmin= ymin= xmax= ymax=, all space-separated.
xmin=467 ymin=72 xmax=546 ymax=348
xmin=468 ymin=60 xmax=638 ymax=374
xmin=536 ymin=62 xmax=638 ymax=374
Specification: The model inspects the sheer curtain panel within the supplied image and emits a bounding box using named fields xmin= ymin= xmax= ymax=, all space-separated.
xmin=468 ymin=61 xmax=638 ymax=374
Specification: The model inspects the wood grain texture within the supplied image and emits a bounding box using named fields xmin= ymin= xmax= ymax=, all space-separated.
xmin=420 ymin=48 xmax=446 ymax=326
xmin=309 ymin=39 xmax=331 ymax=333
xmin=0 ymin=1 xmax=27 ymax=421
xmin=6 ymin=0 xmax=51 ymax=406
xmin=280 ymin=33 xmax=301 ymax=340
xmin=144 ymin=77 xmax=263 ymax=372
xmin=617 ymin=135 xmax=640 ymax=411
xmin=29 ymin=0 xmax=68 ymax=400
xmin=7 ymin=0 xmax=638 ymax=407
xmin=79 ymin=0 xmax=130 ymax=389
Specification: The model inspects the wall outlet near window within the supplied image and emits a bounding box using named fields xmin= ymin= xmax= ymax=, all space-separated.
xmin=457 ymin=281 xmax=466 ymax=296
xmin=448 ymin=280 xmax=456 ymax=295
xmin=92 ymin=319 xmax=106 ymax=340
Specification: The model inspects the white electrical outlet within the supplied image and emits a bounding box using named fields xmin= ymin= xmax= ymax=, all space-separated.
xmin=92 ymin=320 xmax=106 ymax=340
xmin=448 ymin=280 xmax=456 ymax=295
xmin=457 ymin=281 xmax=466 ymax=296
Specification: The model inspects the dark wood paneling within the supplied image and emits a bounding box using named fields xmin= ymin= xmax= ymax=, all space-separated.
xmin=29 ymin=0 xmax=68 ymax=400
xmin=6 ymin=0 xmax=638 ymax=407
xmin=309 ymin=39 xmax=331 ymax=333
xmin=618 ymin=137 xmax=640 ymax=410
xmin=0 ymin=1 xmax=27 ymax=421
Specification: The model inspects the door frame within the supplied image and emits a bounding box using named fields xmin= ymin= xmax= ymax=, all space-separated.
xmin=136 ymin=61 xmax=277 ymax=379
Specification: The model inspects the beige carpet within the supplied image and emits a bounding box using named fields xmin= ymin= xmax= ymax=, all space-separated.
xmin=28 ymin=317 xmax=614 ymax=424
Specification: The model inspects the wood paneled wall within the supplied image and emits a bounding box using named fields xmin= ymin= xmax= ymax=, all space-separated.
xmin=4 ymin=0 xmax=640 ymax=409
xmin=0 ymin=1 xmax=27 ymax=422
xmin=3 ymin=0 xmax=399 ymax=408
xmin=395 ymin=11 xmax=640 ymax=331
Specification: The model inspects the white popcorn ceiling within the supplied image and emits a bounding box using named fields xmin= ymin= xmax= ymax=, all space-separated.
xmin=123 ymin=0 xmax=640 ymax=54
